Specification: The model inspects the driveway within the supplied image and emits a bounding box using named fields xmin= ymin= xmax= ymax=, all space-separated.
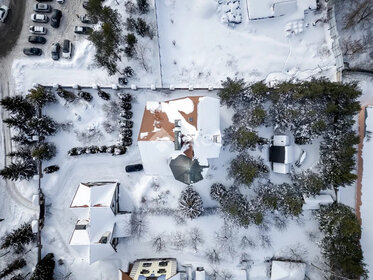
xmin=0 ymin=0 xmax=26 ymax=58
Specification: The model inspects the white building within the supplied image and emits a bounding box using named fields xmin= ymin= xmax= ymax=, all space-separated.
xmin=137 ymin=96 xmax=221 ymax=179
xmin=269 ymin=135 xmax=294 ymax=174
xmin=69 ymin=182 xmax=130 ymax=264
xmin=247 ymin=0 xmax=317 ymax=20
xmin=119 ymin=258 xmax=180 ymax=280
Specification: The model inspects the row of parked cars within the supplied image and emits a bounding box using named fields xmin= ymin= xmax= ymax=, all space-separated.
xmin=23 ymin=1 xmax=63 ymax=57
xmin=24 ymin=0 xmax=96 ymax=59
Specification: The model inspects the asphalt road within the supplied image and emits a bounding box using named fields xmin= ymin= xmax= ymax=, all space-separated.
xmin=0 ymin=0 xmax=26 ymax=58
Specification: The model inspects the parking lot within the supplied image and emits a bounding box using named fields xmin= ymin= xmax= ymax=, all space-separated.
xmin=14 ymin=0 xmax=93 ymax=59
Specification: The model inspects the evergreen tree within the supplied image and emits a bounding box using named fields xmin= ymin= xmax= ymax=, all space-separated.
xmin=125 ymin=17 xmax=136 ymax=32
xmin=233 ymin=105 xmax=267 ymax=128
xmin=7 ymin=147 xmax=32 ymax=160
xmin=1 ymin=224 xmax=35 ymax=253
xmin=0 ymin=161 xmax=37 ymax=181
xmin=223 ymin=126 xmax=263 ymax=152
xmin=218 ymin=77 xmax=248 ymax=108
xmin=316 ymin=203 xmax=368 ymax=279
xmin=0 ymin=258 xmax=26 ymax=278
xmin=137 ymin=0 xmax=149 ymax=14
xmin=0 ymin=96 xmax=35 ymax=119
xmin=178 ymin=186 xmax=204 ymax=219
xmin=292 ymin=170 xmax=327 ymax=196
xmin=27 ymin=85 xmax=56 ymax=108
xmin=85 ymin=0 xmax=103 ymax=19
xmin=135 ymin=18 xmax=151 ymax=38
xmin=210 ymin=183 xmax=227 ymax=203
xmin=255 ymin=182 xmax=303 ymax=217
xmin=32 ymin=143 xmax=57 ymax=161
xmin=30 ymin=253 xmax=55 ymax=280
xmin=28 ymin=116 xmax=58 ymax=137
xmin=228 ymin=154 xmax=269 ymax=186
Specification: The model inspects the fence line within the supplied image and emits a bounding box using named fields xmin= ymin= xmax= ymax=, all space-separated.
xmin=152 ymin=0 xmax=163 ymax=88
xmin=326 ymin=0 xmax=344 ymax=82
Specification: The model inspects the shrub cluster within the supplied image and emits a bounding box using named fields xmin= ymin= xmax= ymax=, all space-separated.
xmin=68 ymin=145 xmax=127 ymax=156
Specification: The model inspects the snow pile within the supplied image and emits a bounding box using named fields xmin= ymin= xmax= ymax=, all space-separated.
xmin=271 ymin=261 xmax=306 ymax=280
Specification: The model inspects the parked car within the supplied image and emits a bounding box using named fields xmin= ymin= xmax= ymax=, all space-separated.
xmin=79 ymin=14 xmax=98 ymax=24
xmin=50 ymin=43 xmax=60 ymax=60
xmin=0 ymin=5 xmax=9 ymax=23
xmin=125 ymin=164 xmax=143 ymax=173
xmin=82 ymin=1 xmax=89 ymax=9
xmin=74 ymin=26 xmax=92 ymax=34
xmin=33 ymin=3 xmax=51 ymax=13
xmin=57 ymin=0 xmax=65 ymax=3
xmin=23 ymin=48 xmax=42 ymax=56
xmin=31 ymin=13 xmax=48 ymax=23
xmin=29 ymin=26 xmax=47 ymax=35
xmin=62 ymin=39 xmax=72 ymax=59
xmin=36 ymin=0 xmax=52 ymax=2
xmin=28 ymin=36 xmax=47 ymax=44
xmin=50 ymin=9 xmax=62 ymax=28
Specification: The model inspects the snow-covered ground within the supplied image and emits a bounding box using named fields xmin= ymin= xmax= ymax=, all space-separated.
xmin=0 ymin=0 xmax=349 ymax=279
xmin=156 ymin=0 xmax=336 ymax=87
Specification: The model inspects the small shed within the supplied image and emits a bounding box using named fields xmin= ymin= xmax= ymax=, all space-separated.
xmin=271 ymin=261 xmax=306 ymax=280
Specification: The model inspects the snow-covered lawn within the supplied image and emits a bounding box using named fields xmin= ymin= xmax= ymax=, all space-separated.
xmin=156 ymin=0 xmax=336 ymax=87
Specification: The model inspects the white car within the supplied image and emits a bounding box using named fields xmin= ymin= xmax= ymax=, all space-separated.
xmin=0 ymin=5 xmax=9 ymax=23
xmin=29 ymin=26 xmax=47 ymax=35
xmin=31 ymin=13 xmax=49 ymax=23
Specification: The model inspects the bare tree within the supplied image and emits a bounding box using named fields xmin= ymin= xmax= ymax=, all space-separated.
xmin=188 ymin=227 xmax=204 ymax=253
xmin=130 ymin=210 xmax=148 ymax=239
xmin=341 ymin=37 xmax=368 ymax=57
xmin=171 ymin=231 xmax=186 ymax=251
xmin=151 ymin=233 xmax=167 ymax=252
xmin=205 ymin=248 xmax=221 ymax=264
xmin=215 ymin=221 xmax=237 ymax=257
xmin=344 ymin=0 xmax=373 ymax=29
xmin=135 ymin=42 xmax=151 ymax=72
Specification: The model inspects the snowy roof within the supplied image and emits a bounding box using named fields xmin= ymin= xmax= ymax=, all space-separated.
xmin=138 ymin=96 xmax=221 ymax=176
xmin=70 ymin=182 xmax=118 ymax=208
xmin=69 ymin=182 xmax=128 ymax=264
xmin=270 ymin=135 xmax=294 ymax=174
xmin=129 ymin=259 xmax=178 ymax=280
xmin=247 ymin=0 xmax=316 ymax=20
xmin=271 ymin=261 xmax=306 ymax=280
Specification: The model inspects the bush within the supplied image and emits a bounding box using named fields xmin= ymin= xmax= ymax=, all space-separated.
xmin=123 ymin=66 xmax=134 ymax=77
xmin=223 ymin=126 xmax=262 ymax=152
xmin=43 ymin=165 xmax=60 ymax=174
xmin=125 ymin=17 xmax=137 ymax=32
xmin=98 ymin=90 xmax=110 ymax=100
xmin=77 ymin=91 xmax=93 ymax=102
xmin=56 ymin=88 xmax=76 ymax=102
xmin=32 ymin=143 xmax=57 ymax=161
xmin=218 ymin=77 xmax=248 ymax=108
xmin=125 ymin=33 xmax=137 ymax=47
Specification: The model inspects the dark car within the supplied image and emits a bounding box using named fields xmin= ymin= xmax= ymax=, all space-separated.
xmin=50 ymin=9 xmax=62 ymax=28
xmin=51 ymin=43 xmax=60 ymax=60
xmin=36 ymin=0 xmax=52 ymax=2
xmin=125 ymin=164 xmax=143 ymax=173
xmin=74 ymin=26 xmax=92 ymax=34
xmin=23 ymin=48 xmax=42 ymax=56
xmin=82 ymin=1 xmax=88 ymax=9
xmin=28 ymin=36 xmax=47 ymax=44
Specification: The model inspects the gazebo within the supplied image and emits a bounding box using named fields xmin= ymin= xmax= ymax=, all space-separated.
xmin=169 ymin=155 xmax=207 ymax=185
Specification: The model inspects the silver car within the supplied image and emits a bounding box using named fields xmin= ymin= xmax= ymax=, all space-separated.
xmin=0 ymin=5 xmax=9 ymax=23
xmin=29 ymin=26 xmax=47 ymax=35
xmin=33 ymin=3 xmax=51 ymax=13
xmin=31 ymin=13 xmax=49 ymax=23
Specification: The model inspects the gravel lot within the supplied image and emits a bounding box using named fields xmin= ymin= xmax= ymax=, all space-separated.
xmin=16 ymin=0 xmax=92 ymax=59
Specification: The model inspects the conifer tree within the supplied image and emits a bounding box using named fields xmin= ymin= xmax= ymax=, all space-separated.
xmin=178 ymin=186 xmax=204 ymax=219
xmin=1 ymin=224 xmax=35 ymax=253
xmin=30 ymin=253 xmax=55 ymax=280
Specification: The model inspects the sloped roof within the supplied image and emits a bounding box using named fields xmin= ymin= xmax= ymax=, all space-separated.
xmin=138 ymin=96 xmax=221 ymax=176
xmin=69 ymin=182 xmax=126 ymax=264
